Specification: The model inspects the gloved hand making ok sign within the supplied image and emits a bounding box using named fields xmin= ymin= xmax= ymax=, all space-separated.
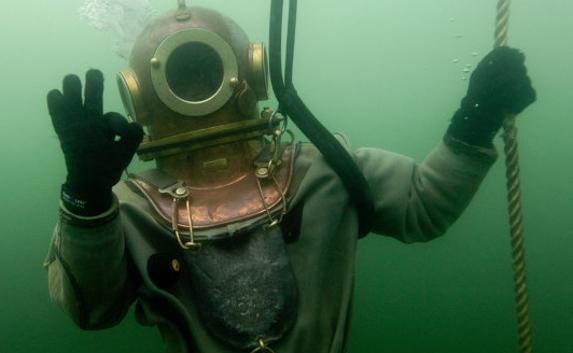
xmin=47 ymin=69 xmax=143 ymax=216
xmin=447 ymin=46 xmax=536 ymax=147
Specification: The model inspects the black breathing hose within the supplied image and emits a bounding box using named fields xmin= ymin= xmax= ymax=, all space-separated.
xmin=284 ymin=0 xmax=297 ymax=88
xmin=268 ymin=0 xmax=375 ymax=237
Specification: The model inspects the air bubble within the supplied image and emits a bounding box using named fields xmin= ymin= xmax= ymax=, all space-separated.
xmin=79 ymin=0 xmax=155 ymax=59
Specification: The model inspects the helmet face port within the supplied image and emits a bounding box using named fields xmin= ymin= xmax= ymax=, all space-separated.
xmin=166 ymin=42 xmax=225 ymax=103
xmin=151 ymin=28 xmax=239 ymax=117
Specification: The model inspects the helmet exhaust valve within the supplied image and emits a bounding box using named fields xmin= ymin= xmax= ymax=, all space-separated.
xmin=176 ymin=0 xmax=191 ymax=21
xmin=177 ymin=0 xmax=187 ymax=9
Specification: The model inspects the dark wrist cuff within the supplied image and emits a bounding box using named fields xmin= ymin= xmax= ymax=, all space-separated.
xmin=59 ymin=195 xmax=119 ymax=227
xmin=447 ymin=108 xmax=499 ymax=148
xmin=443 ymin=134 xmax=498 ymax=162
xmin=61 ymin=184 xmax=113 ymax=217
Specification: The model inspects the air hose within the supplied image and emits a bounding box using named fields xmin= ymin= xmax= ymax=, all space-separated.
xmin=494 ymin=1 xmax=534 ymax=352
xmin=268 ymin=0 xmax=375 ymax=237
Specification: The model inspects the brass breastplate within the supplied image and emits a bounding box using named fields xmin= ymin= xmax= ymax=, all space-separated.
xmin=128 ymin=144 xmax=295 ymax=233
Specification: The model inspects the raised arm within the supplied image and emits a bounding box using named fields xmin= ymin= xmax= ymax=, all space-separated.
xmin=44 ymin=70 xmax=143 ymax=329
xmin=358 ymin=47 xmax=535 ymax=243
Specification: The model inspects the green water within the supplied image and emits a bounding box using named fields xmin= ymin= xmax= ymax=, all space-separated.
xmin=1 ymin=0 xmax=571 ymax=352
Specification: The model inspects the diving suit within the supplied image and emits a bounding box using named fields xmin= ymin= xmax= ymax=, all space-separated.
xmin=44 ymin=3 xmax=536 ymax=353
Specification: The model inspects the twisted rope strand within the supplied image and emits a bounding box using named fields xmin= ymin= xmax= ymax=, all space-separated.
xmin=502 ymin=118 xmax=533 ymax=353
xmin=495 ymin=0 xmax=511 ymax=47
xmin=495 ymin=2 xmax=533 ymax=350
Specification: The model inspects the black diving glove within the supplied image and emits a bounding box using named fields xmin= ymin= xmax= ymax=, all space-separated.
xmin=47 ymin=69 xmax=143 ymax=216
xmin=447 ymin=46 xmax=536 ymax=147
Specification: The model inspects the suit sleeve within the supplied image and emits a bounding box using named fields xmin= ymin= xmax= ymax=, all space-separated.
xmin=355 ymin=136 xmax=498 ymax=243
xmin=43 ymin=196 xmax=138 ymax=329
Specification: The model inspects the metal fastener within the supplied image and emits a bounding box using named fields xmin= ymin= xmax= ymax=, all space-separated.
xmin=171 ymin=259 xmax=181 ymax=272
xmin=256 ymin=167 xmax=269 ymax=177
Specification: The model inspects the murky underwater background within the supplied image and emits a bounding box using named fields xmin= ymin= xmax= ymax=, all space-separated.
xmin=0 ymin=0 xmax=571 ymax=352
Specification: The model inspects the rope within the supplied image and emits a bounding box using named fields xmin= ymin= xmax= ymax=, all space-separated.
xmin=494 ymin=1 xmax=533 ymax=352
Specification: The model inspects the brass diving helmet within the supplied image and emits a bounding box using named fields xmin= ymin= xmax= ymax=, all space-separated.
xmin=117 ymin=0 xmax=270 ymax=161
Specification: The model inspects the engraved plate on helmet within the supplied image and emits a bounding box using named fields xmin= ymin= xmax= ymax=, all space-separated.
xmin=151 ymin=28 xmax=239 ymax=117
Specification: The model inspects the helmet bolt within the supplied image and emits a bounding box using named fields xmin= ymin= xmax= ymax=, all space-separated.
xmin=256 ymin=167 xmax=269 ymax=178
xmin=175 ymin=187 xmax=187 ymax=196
xmin=150 ymin=57 xmax=161 ymax=69
xmin=230 ymin=77 xmax=239 ymax=88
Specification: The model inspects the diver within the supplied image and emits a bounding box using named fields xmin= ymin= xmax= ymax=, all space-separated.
xmin=44 ymin=2 xmax=536 ymax=353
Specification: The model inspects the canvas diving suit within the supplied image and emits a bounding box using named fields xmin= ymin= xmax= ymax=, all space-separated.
xmin=44 ymin=2 xmax=535 ymax=353
xmin=45 ymin=135 xmax=497 ymax=353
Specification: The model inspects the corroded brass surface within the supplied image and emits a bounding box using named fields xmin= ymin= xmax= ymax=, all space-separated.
xmin=125 ymin=7 xmax=257 ymax=132
xmin=130 ymin=145 xmax=295 ymax=230
xmin=118 ymin=4 xmax=273 ymax=166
